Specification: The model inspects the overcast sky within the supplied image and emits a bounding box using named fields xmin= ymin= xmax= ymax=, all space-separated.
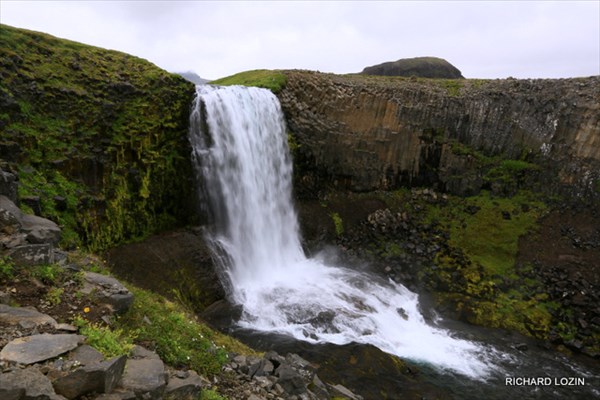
xmin=1 ymin=1 xmax=599 ymax=80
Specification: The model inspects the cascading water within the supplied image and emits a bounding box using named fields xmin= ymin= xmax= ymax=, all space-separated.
xmin=189 ymin=84 xmax=498 ymax=379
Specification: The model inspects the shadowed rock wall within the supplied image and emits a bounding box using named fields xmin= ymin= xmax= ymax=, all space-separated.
xmin=278 ymin=71 xmax=600 ymax=199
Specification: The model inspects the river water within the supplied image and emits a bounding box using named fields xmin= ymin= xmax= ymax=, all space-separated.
xmin=189 ymin=85 xmax=599 ymax=399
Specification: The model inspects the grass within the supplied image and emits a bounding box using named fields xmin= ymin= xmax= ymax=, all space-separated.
xmin=115 ymin=287 xmax=256 ymax=376
xmin=74 ymin=316 xmax=135 ymax=358
xmin=1 ymin=23 xmax=195 ymax=251
xmin=448 ymin=191 xmax=546 ymax=275
xmin=32 ymin=263 xmax=64 ymax=285
xmin=211 ymin=69 xmax=288 ymax=93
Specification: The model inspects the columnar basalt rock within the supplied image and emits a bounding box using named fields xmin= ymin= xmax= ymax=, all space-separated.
xmin=278 ymin=71 xmax=600 ymax=199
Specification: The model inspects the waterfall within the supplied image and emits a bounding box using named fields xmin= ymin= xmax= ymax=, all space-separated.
xmin=189 ymin=85 xmax=497 ymax=379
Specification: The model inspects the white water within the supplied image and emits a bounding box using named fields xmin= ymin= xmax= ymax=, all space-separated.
xmin=190 ymin=85 xmax=498 ymax=379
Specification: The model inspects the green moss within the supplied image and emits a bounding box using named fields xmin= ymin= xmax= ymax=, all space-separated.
xmin=0 ymin=257 xmax=15 ymax=281
xmin=448 ymin=191 xmax=546 ymax=275
xmin=212 ymin=69 xmax=287 ymax=93
xmin=330 ymin=212 xmax=344 ymax=236
xmin=1 ymin=24 xmax=195 ymax=251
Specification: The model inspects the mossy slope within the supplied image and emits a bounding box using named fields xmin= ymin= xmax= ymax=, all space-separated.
xmin=0 ymin=24 xmax=196 ymax=250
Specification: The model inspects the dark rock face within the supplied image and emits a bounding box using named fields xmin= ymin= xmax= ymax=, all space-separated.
xmin=106 ymin=228 xmax=224 ymax=312
xmin=278 ymin=71 xmax=600 ymax=201
xmin=362 ymin=56 xmax=464 ymax=79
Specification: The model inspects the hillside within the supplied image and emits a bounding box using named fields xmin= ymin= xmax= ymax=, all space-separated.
xmin=0 ymin=24 xmax=196 ymax=250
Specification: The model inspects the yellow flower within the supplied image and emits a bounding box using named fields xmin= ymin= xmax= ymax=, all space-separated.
xmin=83 ymin=307 xmax=91 ymax=313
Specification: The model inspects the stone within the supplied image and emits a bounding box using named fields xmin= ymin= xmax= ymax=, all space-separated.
xmin=0 ymin=334 xmax=83 ymax=365
xmin=69 ymin=344 xmax=104 ymax=366
xmin=329 ymin=383 xmax=363 ymax=400
xmin=249 ymin=358 xmax=274 ymax=377
xmin=0 ymin=169 xmax=18 ymax=204
xmin=0 ymin=304 xmax=58 ymax=328
xmin=164 ymin=370 xmax=207 ymax=399
xmin=81 ymin=272 xmax=134 ymax=314
xmin=120 ymin=358 xmax=167 ymax=399
xmin=275 ymin=364 xmax=306 ymax=396
xmin=52 ymin=355 xmax=126 ymax=399
xmin=0 ymin=366 xmax=66 ymax=400
xmin=6 ymin=243 xmax=54 ymax=266
xmin=20 ymin=214 xmax=61 ymax=245
xmin=130 ymin=345 xmax=161 ymax=360
xmin=0 ymin=195 xmax=23 ymax=232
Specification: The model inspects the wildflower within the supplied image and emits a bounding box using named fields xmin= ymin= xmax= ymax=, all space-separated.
xmin=83 ymin=307 xmax=90 ymax=313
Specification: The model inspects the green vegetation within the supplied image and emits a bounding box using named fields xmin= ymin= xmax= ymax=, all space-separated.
xmin=74 ymin=316 xmax=135 ymax=358
xmin=45 ymin=287 xmax=64 ymax=306
xmin=32 ymin=263 xmax=64 ymax=285
xmin=0 ymin=257 xmax=15 ymax=281
xmin=448 ymin=191 xmax=545 ymax=275
xmin=212 ymin=69 xmax=288 ymax=93
xmin=115 ymin=287 xmax=255 ymax=375
xmin=17 ymin=167 xmax=84 ymax=248
xmin=330 ymin=212 xmax=344 ymax=236
xmin=0 ymin=24 xmax=195 ymax=251
xmin=200 ymin=390 xmax=227 ymax=400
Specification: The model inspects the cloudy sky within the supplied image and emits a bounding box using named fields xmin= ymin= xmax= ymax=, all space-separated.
xmin=1 ymin=1 xmax=598 ymax=80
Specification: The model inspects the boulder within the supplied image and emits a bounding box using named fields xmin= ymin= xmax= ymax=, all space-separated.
xmin=20 ymin=214 xmax=61 ymax=245
xmin=6 ymin=243 xmax=55 ymax=266
xmin=68 ymin=344 xmax=104 ymax=366
xmin=119 ymin=358 xmax=167 ymax=399
xmin=275 ymin=364 xmax=307 ymax=396
xmin=81 ymin=272 xmax=134 ymax=314
xmin=0 ymin=195 xmax=23 ymax=233
xmin=0 ymin=168 xmax=18 ymax=204
xmin=0 ymin=334 xmax=83 ymax=365
xmin=52 ymin=355 xmax=127 ymax=399
xmin=0 ymin=366 xmax=66 ymax=400
xmin=165 ymin=370 xmax=207 ymax=399
xmin=0 ymin=304 xmax=58 ymax=328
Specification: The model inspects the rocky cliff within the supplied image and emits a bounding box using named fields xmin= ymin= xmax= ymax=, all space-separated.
xmin=0 ymin=24 xmax=196 ymax=250
xmin=278 ymin=71 xmax=600 ymax=201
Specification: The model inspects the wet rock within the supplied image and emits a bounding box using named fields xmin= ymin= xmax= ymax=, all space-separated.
xmin=0 ymin=334 xmax=83 ymax=365
xmin=52 ymin=355 xmax=126 ymax=399
xmin=119 ymin=358 xmax=167 ymax=399
xmin=0 ymin=304 xmax=58 ymax=328
xmin=81 ymin=272 xmax=134 ymax=314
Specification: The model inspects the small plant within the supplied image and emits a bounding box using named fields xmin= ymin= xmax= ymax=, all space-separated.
xmin=33 ymin=264 xmax=63 ymax=284
xmin=73 ymin=316 xmax=135 ymax=358
xmin=200 ymin=389 xmax=227 ymax=400
xmin=0 ymin=257 xmax=15 ymax=281
xmin=45 ymin=287 xmax=64 ymax=306
xmin=330 ymin=212 xmax=344 ymax=237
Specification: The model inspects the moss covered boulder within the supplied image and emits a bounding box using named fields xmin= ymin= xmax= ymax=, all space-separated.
xmin=0 ymin=24 xmax=196 ymax=250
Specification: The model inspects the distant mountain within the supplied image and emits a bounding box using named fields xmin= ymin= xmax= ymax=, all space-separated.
xmin=176 ymin=71 xmax=209 ymax=85
xmin=361 ymin=57 xmax=464 ymax=79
